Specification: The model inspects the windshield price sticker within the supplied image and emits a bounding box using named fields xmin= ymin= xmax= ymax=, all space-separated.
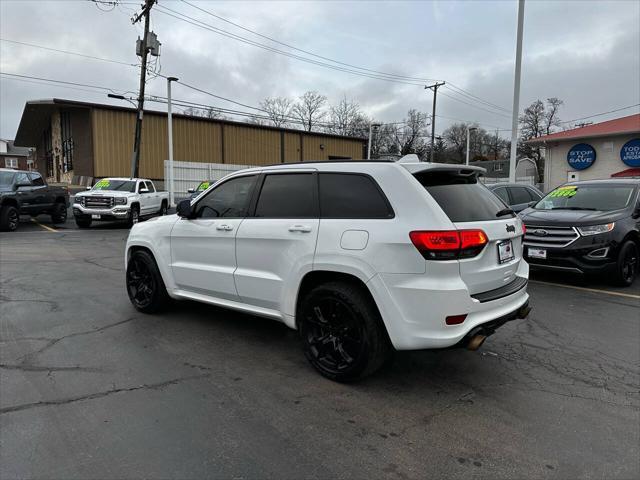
xmin=199 ymin=182 xmax=210 ymax=191
xmin=549 ymin=186 xmax=577 ymax=198
xmin=567 ymin=143 xmax=596 ymax=170
xmin=95 ymin=179 xmax=110 ymax=189
xmin=621 ymin=138 xmax=640 ymax=168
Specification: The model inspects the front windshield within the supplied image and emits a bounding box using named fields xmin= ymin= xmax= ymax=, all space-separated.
xmin=92 ymin=179 xmax=136 ymax=192
xmin=0 ymin=171 xmax=15 ymax=187
xmin=535 ymin=185 xmax=636 ymax=211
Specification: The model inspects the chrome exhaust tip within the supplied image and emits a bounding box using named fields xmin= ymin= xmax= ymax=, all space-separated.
xmin=467 ymin=334 xmax=487 ymax=351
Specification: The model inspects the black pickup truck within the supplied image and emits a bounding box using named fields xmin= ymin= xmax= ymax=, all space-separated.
xmin=0 ymin=168 xmax=70 ymax=232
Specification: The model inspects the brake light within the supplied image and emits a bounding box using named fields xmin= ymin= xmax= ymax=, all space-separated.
xmin=410 ymin=229 xmax=488 ymax=260
xmin=521 ymin=223 xmax=526 ymax=235
xmin=446 ymin=314 xmax=467 ymax=325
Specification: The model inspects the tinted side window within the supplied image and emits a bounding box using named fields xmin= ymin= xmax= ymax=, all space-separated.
xmin=526 ymin=187 xmax=542 ymax=201
xmin=15 ymin=172 xmax=31 ymax=186
xmin=196 ymin=175 xmax=257 ymax=218
xmin=29 ymin=173 xmax=45 ymax=186
xmin=319 ymin=173 xmax=393 ymax=218
xmin=510 ymin=186 xmax=532 ymax=204
xmin=145 ymin=181 xmax=155 ymax=192
xmin=493 ymin=187 xmax=510 ymax=204
xmin=255 ymin=173 xmax=317 ymax=218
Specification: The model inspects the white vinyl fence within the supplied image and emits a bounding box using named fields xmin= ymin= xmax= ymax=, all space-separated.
xmin=164 ymin=160 xmax=250 ymax=200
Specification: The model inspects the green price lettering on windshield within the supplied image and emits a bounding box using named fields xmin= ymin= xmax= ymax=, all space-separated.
xmin=199 ymin=182 xmax=210 ymax=191
xmin=95 ymin=180 xmax=110 ymax=189
xmin=549 ymin=187 xmax=577 ymax=198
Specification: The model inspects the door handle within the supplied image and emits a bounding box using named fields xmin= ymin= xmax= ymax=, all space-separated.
xmin=216 ymin=224 xmax=234 ymax=231
xmin=288 ymin=225 xmax=312 ymax=233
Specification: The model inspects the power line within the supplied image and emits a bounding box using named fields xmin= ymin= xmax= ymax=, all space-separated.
xmin=438 ymin=90 xmax=513 ymax=118
xmin=0 ymin=71 xmax=128 ymax=93
xmin=445 ymin=82 xmax=511 ymax=114
xmin=0 ymin=38 xmax=137 ymax=67
xmin=560 ymin=103 xmax=640 ymax=124
xmin=155 ymin=4 xmax=428 ymax=87
xmin=179 ymin=0 xmax=439 ymax=84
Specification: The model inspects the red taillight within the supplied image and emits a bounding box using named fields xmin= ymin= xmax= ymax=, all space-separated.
xmin=410 ymin=229 xmax=488 ymax=260
xmin=521 ymin=223 xmax=526 ymax=235
xmin=446 ymin=314 xmax=467 ymax=325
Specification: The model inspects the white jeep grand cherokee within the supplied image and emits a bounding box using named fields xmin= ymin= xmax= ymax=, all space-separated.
xmin=125 ymin=157 xmax=530 ymax=381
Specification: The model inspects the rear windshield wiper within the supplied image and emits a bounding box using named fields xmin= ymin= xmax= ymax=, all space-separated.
xmin=550 ymin=207 xmax=597 ymax=211
xmin=496 ymin=208 xmax=516 ymax=217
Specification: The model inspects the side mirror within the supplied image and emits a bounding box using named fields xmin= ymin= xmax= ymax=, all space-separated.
xmin=86 ymin=186 xmax=92 ymax=191
xmin=527 ymin=200 xmax=537 ymax=208
xmin=139 ymin=188 xmax=149 ymax=194
xmin=177 ymin=199 xmax=195 ymax=218
xmin=187 ymin=188 xmax=195 ymax=193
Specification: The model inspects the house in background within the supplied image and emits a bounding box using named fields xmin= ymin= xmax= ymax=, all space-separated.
xmin=0 ymin=139 xmax=35 ymax=170
xmin=526 ymin=113 xmax=640 ymax=191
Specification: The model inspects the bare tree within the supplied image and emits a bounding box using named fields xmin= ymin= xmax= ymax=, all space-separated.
xmin=391 ymin=109 xmax=429 ymax=159
xmin=443 ymin=122 xmax=469 ymax=163
xmin=518 ymin=98 xmax=563 ymax=181
xmin=293 ymin=91 xmax=327 ymax=132
xmin=328 ymin=96 xmax=362 ymax=136
xmin=260 ymin=96 xmax=293 ymax=128
xmin=183 ymin=106 xmax=227 ymax=120
xmin=544 ymin=97 xmax=564 ymax=135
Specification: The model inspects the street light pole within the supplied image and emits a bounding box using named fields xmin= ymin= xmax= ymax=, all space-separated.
xmin=466 ymin=126 xmax=477 ymax=165
xmin=167 ymin=76 xmax=179 ymax=208
xmin=508 ymin=0 xmax=525 ymax=182
xmin=367 ymin=123 xmax=381 ymax=160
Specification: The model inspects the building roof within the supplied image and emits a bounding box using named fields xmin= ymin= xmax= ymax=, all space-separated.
xmin=611 ymin=167 xmax=640 ymax=178
xmin=14 ymin=98 xmax=368 ymax=147
xmin=526 ymin=113 xmax=640 ymax=144
xmin=0 ymin=139 xmax=32 ymax=157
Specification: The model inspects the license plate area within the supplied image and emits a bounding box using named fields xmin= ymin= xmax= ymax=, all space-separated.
xmin=91 ymin=214 xmax=101 ymax=219
xmin=527 ymin=247 xmax=547 ymax=259
xmin=497 ymin=240 xmax=514 ymax=264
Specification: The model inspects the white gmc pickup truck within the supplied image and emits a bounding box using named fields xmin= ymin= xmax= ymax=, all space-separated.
xmin=73 ymin=178 xmax=169 ymax=228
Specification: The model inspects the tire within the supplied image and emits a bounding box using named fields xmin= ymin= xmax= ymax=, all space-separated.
xmin=50 ymin=202 xmax=68 ymax=224
xmin=613 ymin=240 xmax=639 ymax=287
xmin=127 ymin=205 xmax=140 ymax=228
xmin=158 ymin=201 xmax=168 ymax=216
xmin=126 ymin=250 xmax=170 ymax=313
xmin=297 ymin=281 xmax=392 ymax=382
xmin=0 ymin=205 xmax=19 ymax=232
xmin=75 ymin=217 xmax=92 ymax=229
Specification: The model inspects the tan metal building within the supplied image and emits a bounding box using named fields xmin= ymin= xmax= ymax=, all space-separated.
xmin=14 ymin=99 xmax=367 ymax=186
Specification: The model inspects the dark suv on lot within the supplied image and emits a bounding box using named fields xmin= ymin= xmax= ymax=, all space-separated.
xmin=520 ymin=179 xmax=640 ymax=286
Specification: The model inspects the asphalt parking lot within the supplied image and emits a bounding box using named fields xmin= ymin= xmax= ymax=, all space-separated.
xmin=1 ymin=212 xmax=639 ymax=479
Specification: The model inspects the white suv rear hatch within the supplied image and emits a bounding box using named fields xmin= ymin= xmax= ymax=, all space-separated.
xmin=408 ymin=165 xmax=525 ymax=295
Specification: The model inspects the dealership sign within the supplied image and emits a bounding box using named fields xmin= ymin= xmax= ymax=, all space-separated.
xmin=567 ymin=143 xmax=596 ymax=170
xmin=620 ymin=138 xmax=640 ymax=167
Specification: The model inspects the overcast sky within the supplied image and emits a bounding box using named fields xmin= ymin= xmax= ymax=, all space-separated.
xmin=1 ymin=0 xmax=639 ymax=141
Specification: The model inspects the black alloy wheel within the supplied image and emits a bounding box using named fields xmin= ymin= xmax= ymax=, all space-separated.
xmin=298 ymin=281 xmax=391 ymax=382
xmin=51 ymin=202 xmax=67 ymax=224
xmin=126 ymin=250 xmax=170 ymax=313
xmin=617 ymin=241 xmax=639 ymax=286
xmin=1 ymin=206 xmax=19 ymax=232
xmin=303 ymin=296 xmax=367 ymax=375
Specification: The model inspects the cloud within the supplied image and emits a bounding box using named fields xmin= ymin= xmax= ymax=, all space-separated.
xmin=1 ymin=0 xmax=638 ymax=140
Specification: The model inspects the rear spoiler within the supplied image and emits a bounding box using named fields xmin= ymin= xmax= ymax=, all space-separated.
xmin=396 ymin=155 xmax=487 ymax=177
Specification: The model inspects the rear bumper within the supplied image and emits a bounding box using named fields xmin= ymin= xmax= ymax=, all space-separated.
xmin=368 ymin=260 xmax=530 ymax=350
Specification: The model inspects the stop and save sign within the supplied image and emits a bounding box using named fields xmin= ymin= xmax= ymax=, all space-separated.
xmin=567 ymin=143 xmax=596 ymax=170
xmin=621 ymin=138 xmax=640 ymax=168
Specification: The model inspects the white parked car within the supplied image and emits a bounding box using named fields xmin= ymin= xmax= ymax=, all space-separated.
xmin=125 ymin=157 xmax=530 ymax=381
xmin=74 ymin=178 xmax=169 ymax=228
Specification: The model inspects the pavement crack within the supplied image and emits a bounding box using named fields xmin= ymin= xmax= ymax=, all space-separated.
xmin=83 ymin=258 xmax=122 ymax=272
xmin=0 ymin=364 xmax=104 ymax=373
xmin=0 ymin=373 xmax=211 ymax=415
xmin=17 ymin=317 xmax=140 ymax=365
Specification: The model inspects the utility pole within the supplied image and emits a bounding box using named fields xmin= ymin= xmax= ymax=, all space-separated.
xmin=130 ymin=0 xmax=156 ymax=178
xmin=508 ymin=0 xmax=525 ymax=183
xmin=425 ymin=81 xmax=445 ymax=163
